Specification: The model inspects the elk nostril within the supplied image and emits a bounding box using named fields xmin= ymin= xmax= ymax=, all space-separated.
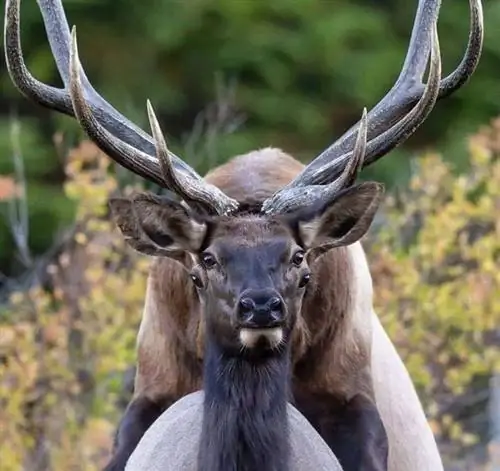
xmin=239 ymin=297 xmax=255 ymax=312
xmin=269 ymin=296 xmax=282 ymax=311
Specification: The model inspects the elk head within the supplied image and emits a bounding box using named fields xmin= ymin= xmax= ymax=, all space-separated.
xmin=4 ymin=0 xmax=484 ymax=351
xmin=108 ymin=106 xmax=383 ymax=353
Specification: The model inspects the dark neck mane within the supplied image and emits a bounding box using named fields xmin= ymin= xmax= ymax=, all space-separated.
xmin=197 ymin=337 xmax=291 ymax=471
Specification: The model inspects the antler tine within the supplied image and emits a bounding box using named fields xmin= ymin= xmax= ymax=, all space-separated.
xmin=334 ymin=107 xmax=368 ymax=190
xmin=68 ymin=27 xmax=238 ymax=216
xmin=284 ymin=0 xmax=482 ymax=190
xmin=262 ymin=20 xmax=442 ymax=215
xmin=350 ymin=21 xmax=441 ymax=168
xmin=145 ymin=101 xmax=188 ymax=200
xmin=437 ymin=0 xmax=483 ymax=99
xmin=262 ymin=108 xmax=368 ymax=215
xmin=4 ymin=0 xmax=200 ymax=182
xmin=146 ymin=101 xmax=239 ymax=215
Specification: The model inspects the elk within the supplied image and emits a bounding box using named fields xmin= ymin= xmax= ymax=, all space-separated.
xmin=4 ymin=0 xmax=484 ymax=470
xmin=116 ymin=107 xmax=379 ymax=471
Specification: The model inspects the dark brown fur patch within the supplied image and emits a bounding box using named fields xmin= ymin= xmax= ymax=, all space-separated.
xmin=292 ymin=387 xmax=388 ymax=471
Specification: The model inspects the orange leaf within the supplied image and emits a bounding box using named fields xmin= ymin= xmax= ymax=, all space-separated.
xmin=0 ymin=176 xmax=21 ymax=201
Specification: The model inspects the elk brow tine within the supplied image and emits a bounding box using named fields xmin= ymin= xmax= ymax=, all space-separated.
xmin=146 ymin=101 xmax=189 ymax=198
xmin=261 ymin=109 xmax=369 ymax=215
xmin=288 ymin=0 xmax=482 ymax=188
xmin=146 ymin=101 xmax=239 ymax=216
xmin=327 ymin=108 xmax=368 ymax=192
xmin=5 ymin=0 xmax=200 ymax=183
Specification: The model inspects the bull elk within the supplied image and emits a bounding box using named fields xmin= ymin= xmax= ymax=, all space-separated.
xmin=4 ymin=0 xmax=484 ymax=470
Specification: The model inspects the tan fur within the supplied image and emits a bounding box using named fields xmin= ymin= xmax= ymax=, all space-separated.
xmin=204 ymin=147 xmax=304 ymax=203
xmin=371 ymin=311 xmax=444 ymax=471
xmin=133 ymin=147 xmax=443 ymax=470
xmin=135 ymin=254 xmax=202 ymax=399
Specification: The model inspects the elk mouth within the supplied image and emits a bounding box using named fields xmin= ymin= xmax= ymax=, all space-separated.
xmin=237 ymin=303 xmax=286 ymax=350
xmin=239 ymin=326 xmax=284 ymax=349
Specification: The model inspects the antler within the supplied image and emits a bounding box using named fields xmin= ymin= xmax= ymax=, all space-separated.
xmin=4 ymin=0 xmax=239 ymax=216
xmin=262 ymin=0 xmax=483 ymax=215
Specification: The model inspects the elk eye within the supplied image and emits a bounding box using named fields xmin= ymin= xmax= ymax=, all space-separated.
xmin=190 ymin=274 xmax=204 ymax=289
xmin=291 ymin=250 xmax=305 ymax=266
xmin=299 ymin=273 xmax=311 ymax=288
xmin=200 ymin=252 xmax=218 ymax=269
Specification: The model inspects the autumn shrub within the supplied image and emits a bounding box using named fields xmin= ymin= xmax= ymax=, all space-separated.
xmin=1 ymin=117 xmax=499 ymax=470
xmin=0 ymin=142 xmax=148 ymax=471
xmin=369 ymin=118 xmax=500 ymax=465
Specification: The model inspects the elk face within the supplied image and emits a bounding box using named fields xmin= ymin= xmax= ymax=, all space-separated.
xmin=188 ymin=215 xmax=310 ymax=354
xmin=109 ymin=181 xmax=383 ymax=354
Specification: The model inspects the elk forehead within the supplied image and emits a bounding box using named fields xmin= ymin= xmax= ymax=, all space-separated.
xmin=208 ymin=215 xmax=294 ymax=246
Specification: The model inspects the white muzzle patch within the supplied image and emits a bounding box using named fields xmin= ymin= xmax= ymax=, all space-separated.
xmin=239 ymin=327 xmax=284 ymax=349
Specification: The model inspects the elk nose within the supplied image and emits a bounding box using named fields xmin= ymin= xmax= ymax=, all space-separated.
xmin=237 ymin=290 xmax=285 ymax=328
xmin=238 ymin=297 xmax=256 ymax=312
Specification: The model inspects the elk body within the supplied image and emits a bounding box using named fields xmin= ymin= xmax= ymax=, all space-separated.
xmin=4 ymin=0 xmax=484 ymax=470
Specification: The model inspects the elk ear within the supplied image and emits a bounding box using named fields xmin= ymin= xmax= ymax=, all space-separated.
xmin=109 ymin=193 xmax=207 ymax=260
xmin=299 ymin=182 xmax=383 ymax=259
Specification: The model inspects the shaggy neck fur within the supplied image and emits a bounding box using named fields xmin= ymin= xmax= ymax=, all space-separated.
xmin=197 ymin=331 xmax=291 ymax=471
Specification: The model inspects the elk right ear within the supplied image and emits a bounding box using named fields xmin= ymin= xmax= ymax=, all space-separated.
xmin=109 ymin=193 xmax=207 ymax=259
xmin=297 ymin=182 xmax=383 ymax=261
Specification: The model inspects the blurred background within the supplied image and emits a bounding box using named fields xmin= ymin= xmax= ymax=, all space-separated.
xmin=0 ymin=0 xmax=499 ymax=469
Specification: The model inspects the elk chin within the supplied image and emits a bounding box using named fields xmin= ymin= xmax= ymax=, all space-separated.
xmin=239 ymin=327 xmax=284 ymax=350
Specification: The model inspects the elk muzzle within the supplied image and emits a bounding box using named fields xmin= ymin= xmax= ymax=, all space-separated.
xmin=236 ymin=289 xmax=286 ymax=349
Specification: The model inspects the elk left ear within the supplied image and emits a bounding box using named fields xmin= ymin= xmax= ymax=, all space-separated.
xmin=108 ymin=192 xmax=207 ymax=261
xmin=299 ymin=182 xmax=384 ymax=258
